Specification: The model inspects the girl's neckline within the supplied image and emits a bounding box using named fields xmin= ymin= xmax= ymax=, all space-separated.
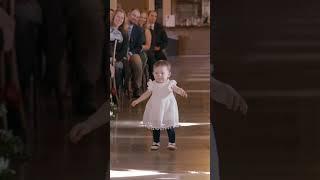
xmin=154 ymin=79 xmax=170 ymax=84
xmin=111 ymin=26 xmax=119 ymax=29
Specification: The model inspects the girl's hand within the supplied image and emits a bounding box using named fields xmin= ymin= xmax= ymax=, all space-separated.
xmin=131 ymin=100 xmax=139 ymax=107
xmin=179 ymin=89 xmax=188 ymax=98
xmin=172 ymin=86 xmax=188 ymax=98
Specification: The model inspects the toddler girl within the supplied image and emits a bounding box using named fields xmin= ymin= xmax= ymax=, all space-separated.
xmin=131 ymin=60 xmax=187 ymax=150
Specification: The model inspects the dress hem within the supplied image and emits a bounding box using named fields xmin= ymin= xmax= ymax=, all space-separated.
xmin=144 ymin=125 xmax=180 ymax=130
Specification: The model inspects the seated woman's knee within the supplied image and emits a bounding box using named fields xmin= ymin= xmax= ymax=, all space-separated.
xmin=130 ymin=54 xmax=142 ymax=65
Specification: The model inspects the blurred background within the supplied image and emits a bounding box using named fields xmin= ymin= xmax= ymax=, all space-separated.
xmin=213 ymin=0 xmax=320 ymax=179
xmin=0 ymin=0 xmax=108 ymax=179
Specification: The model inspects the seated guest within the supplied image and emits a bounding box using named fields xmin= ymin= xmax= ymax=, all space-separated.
xmin=125 ymin=8 xmax=144 ymax=98
xmin=138 ymin=10 xmax=152 ymax=79
xmin=110 ymin=9 xmax=128 ymax=93
xmin=147 ymin=10 xmax=168 ymax=61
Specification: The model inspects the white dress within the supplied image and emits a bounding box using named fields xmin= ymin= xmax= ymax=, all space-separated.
xmin=142 ymin=79 xmax=180 ymax=130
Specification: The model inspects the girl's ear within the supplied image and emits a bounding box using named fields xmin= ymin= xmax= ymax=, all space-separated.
xmin=168 ymin=72 xmax=171 ymax=78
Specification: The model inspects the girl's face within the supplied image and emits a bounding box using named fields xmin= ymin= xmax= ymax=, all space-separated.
xmin=113 ymin=11 xmax=125 ymax=28
xmin=153 ymin=66 xmax=171 ymax=83
xmin=138 ymin=12 xmax=147 ymax=27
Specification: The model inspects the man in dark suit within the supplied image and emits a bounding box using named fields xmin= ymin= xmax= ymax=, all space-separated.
xmin=125 ymin=8 xmax=144 ymax=98
xmin=145 ymin=10 xmax=168 ymax=80
xmin=148 ymin=10 xmax=168 ymax=61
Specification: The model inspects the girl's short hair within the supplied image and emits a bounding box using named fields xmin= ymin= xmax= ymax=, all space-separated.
xmin=153 ymin=60 xmax=171 ymax=71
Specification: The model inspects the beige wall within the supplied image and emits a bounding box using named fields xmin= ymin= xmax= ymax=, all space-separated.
xmin=148 ymin=0 xmax=155 ymax=10
xmin=110 ymin=0 xmax=117 ymax=10
xmin=110 ymin=0 xmax=163 ymax=20
xmin=117 ymin=0 xmax=149 ymax=12
xmin=168 ymin=27 xmax=210 ymax=55
xmin=162 ymin=0 xmax=171 ymax=25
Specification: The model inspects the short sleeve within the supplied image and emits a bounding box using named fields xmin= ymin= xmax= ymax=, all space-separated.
xmin=147 ymin=80 xmax=154 ymax=91
xmin=168 ymin=80 xmax=177 ymax=91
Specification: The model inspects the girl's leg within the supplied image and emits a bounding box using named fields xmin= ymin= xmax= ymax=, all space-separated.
xmin=151 ymin=129 xmax=161 ymax=150
xmin=152 ymin=129 xmax=161 ymax=143
xmin=166 ymin=128 xmax=176 ymax=143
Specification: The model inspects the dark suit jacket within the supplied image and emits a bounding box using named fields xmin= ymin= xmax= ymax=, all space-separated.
xmin=128 ymin=24 xmax=143 ymax=55
xmin=151 ymin=22 xmax=168 ymax=60
xmin=152 ymin=22 xmax=168 ymax=50
xmin=115 ymin=30 xmax=128 ymax=61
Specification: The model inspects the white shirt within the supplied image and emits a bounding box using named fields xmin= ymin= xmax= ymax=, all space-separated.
xmin=149 ymin=24 xmax=155 ymax=30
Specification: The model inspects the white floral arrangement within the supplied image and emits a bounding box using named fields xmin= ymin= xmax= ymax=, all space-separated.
xmin=0 ymin=102 xmax=28 ymax=179
xmin=0 ymin=103 xmax=7 ymax=128
xmin=0 ymin=130 xmax=28 ymax=179
xmin=0 ymin=157 xmax=15 ymax=179
xmin=110 ymin=100 xmax=117 ymax=120
xmin=0 ymin=130 xmax=24 ymax=156
xmin=0 ymin=103 xmax=7 ymax=118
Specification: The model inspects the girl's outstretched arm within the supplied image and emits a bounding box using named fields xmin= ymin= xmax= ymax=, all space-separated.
xmin=131 ymin=90 xmax=152 ymax=107
xmin=172 ymin=85 xmax=188 ymax=98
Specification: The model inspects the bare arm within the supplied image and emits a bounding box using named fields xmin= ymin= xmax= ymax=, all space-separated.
xmin=69 ymin=101 xmax=108 ymax=143
xmin=172 ymin=85 xmax=188 ymax=98
xmin=142 ymin=28 xmax=151 ymax=51
xmin=211 ymin=77 xmax=248 ymax=114
xmin=83 ymin=101 xmax=108 ymax=129
xmin=131 ymin=90 xmax=152 ymax=107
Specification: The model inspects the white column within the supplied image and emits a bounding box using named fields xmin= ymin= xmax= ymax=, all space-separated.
xmin=148 ymin=0 xmax=155 ymax=10
xmin=162 ymin=0 xmax=171 ymax=25
xmin=110 ymin=0 xmax=117 ymax=10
